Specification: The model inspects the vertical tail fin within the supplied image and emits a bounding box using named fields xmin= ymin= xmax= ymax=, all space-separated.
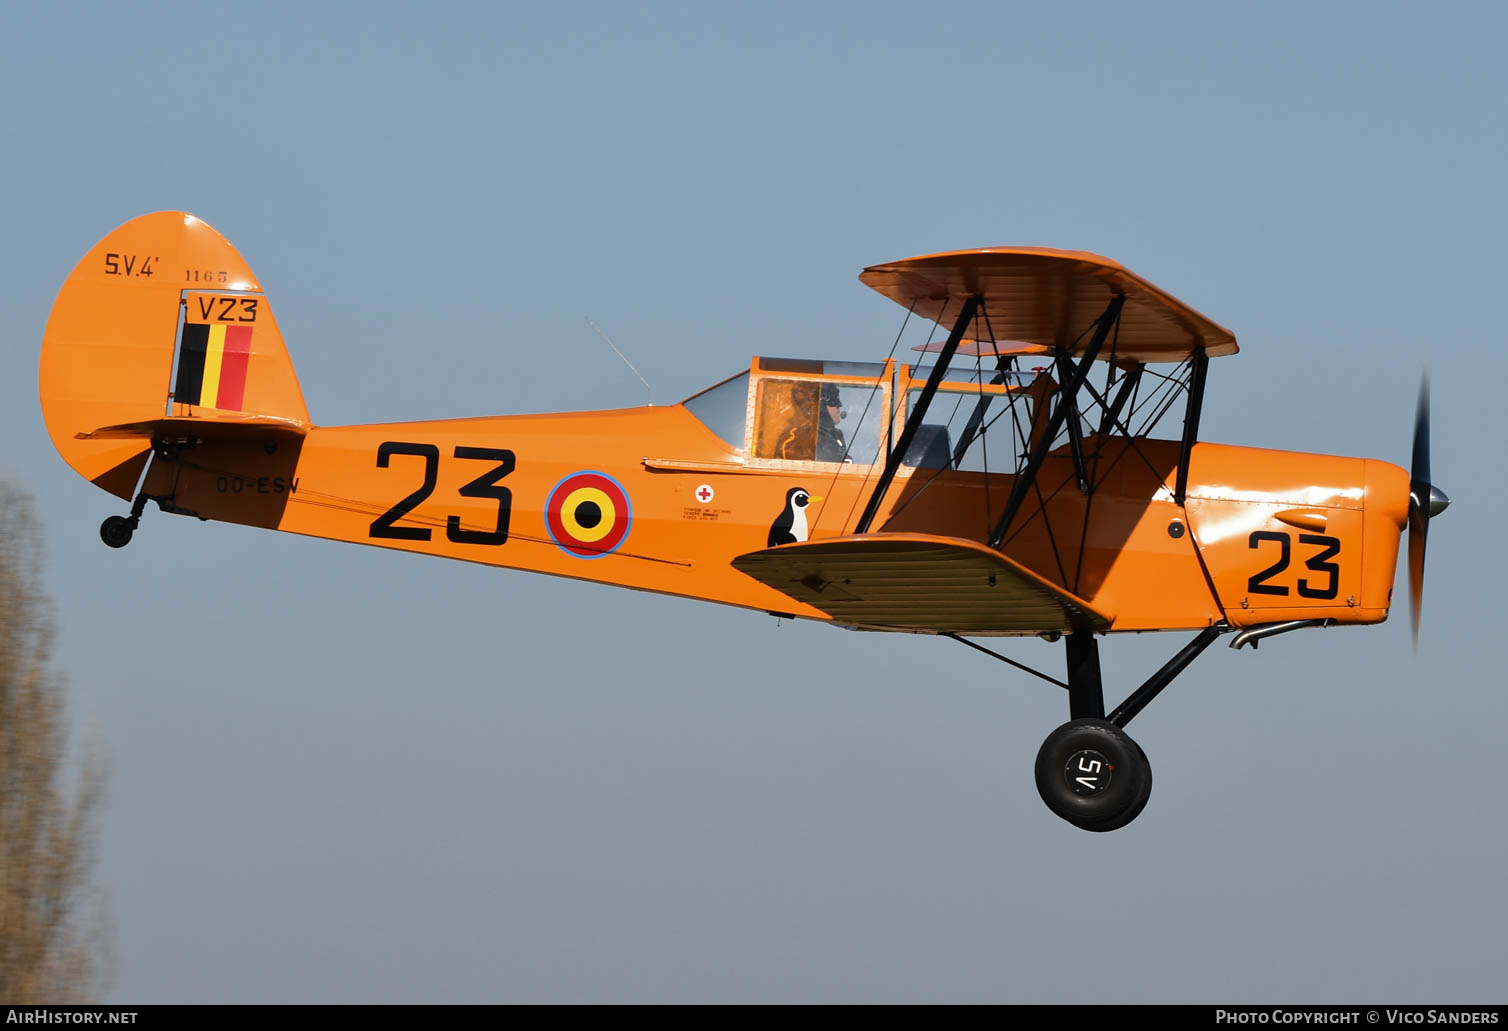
xmin=40 ymin=212 xmax=310 ymax=499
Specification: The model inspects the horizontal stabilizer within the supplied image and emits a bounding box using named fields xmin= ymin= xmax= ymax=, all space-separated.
xmin=76 ymin=414 xmax=309 ymax=442
xmin=731 ymin=533 xmax=1112 ymax=635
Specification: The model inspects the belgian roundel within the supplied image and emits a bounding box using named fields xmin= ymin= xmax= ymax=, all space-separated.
xmin=545 ymin=471 xmax=633 ymax=559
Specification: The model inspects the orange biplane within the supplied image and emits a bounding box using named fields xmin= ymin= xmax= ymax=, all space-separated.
xmin=40 ymin=212 xmax=1449 ymax=831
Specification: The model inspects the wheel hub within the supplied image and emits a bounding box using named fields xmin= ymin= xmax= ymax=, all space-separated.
xmin=1064 ymin=749 xmax=1113 ymax=795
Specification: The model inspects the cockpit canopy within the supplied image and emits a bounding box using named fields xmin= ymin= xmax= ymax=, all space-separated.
xmin=684 ymin=358 xmax=887 ymax=464
xmin=682 ymin=356 xmax=1057 ymax=471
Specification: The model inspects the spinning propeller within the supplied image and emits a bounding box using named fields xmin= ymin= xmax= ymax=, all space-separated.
xmin=1408 ymin=371 xmax=1450 ymax=646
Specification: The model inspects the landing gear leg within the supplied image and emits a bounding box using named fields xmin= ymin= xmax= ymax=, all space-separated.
xmin=1037 ymin=632 xmax=1151 ymax=830
xmin=1065 ymin=630 xmax=1105 ymax=719
xmin=99 ymin=492 xmax=152 ymax=549
xmin=950 ymin=625 xmax=1226 ymax=831
xmin=1032 ymin=625 xmax=1225 ymax=831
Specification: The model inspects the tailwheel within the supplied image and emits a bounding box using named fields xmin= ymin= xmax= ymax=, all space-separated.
xmin=1034 ymin=718 xmax=1152 ymax=832
xmin=99 ymin=515 xmax=136 ymax=549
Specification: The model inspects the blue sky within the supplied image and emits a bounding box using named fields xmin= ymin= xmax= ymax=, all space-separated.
xmin=2 ymin=0 xmax=1505 ymax=1002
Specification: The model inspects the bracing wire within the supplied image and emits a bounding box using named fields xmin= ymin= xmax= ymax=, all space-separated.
xmin=830 ymin=299 xmax=938 ymax=534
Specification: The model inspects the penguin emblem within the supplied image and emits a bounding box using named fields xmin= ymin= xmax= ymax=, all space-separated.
xmin=768 ymin=487 xmax=821 ymax=547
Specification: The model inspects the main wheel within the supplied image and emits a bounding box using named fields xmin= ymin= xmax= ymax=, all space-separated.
xmin=1034 ymin=718 xmax=1152 ymax=831
xmin=99 ymin=515 xmax=135 ymax=549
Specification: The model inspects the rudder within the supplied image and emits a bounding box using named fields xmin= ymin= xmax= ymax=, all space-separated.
xmin=40 ymin=212 xmax=310 ymax=499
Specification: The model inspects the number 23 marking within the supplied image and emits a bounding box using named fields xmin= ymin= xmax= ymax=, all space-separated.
xmin=1247 ymin=531 xmax=1341 ymax=599
xmin=369 ymin=442 xmax=515 ymax=545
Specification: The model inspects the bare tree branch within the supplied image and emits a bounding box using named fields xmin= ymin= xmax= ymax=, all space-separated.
xmin=0 ymin=483 xmax=110 ymax=1003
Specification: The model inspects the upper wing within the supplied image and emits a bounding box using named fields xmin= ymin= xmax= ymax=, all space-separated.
xmin=731 ymin=533 xmax=1112 ymax=635
xmin=861 ymin=247 xmax=1236 ymax=363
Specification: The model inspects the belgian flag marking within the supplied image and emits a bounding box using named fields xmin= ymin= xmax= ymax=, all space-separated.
xmin=545 ymin=471 xmax=633 ymax=559
xmin=174 ymin=321 xmax=253 ymax=410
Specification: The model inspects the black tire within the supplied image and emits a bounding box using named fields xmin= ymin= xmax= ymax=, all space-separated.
xmin=1034 ymin=718 xmax=1152 ymax=832
xmin=99 ymin=516 xmax=134 ymax=549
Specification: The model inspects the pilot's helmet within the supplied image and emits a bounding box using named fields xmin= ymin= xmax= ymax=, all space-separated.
xmin=820 ymin=384 xmax=842 ymax=407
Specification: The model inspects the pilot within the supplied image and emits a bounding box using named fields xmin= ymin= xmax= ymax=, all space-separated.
xmin=816 ymin=383 xmax=849 ymax=462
